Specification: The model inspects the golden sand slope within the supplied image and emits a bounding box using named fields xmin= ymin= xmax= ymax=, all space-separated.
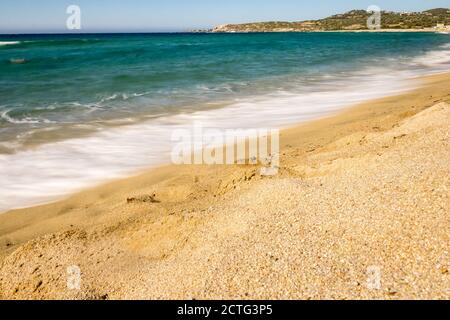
xmin=0 ymin=74 xmax=449 ymax=300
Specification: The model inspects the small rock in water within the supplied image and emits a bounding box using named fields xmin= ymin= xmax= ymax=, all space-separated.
xmin=10 ymin=58 xmax=27 ymax=64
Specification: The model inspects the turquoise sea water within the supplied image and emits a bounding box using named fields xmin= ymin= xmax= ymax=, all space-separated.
xmin=0 ymin=32 xmax=449 ymax=211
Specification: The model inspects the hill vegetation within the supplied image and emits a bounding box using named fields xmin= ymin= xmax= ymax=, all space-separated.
xmin=212 ymin=8 xmax=450 ymax=32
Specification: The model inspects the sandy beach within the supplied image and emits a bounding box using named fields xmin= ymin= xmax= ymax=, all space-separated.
xmin=0 ymin=72 xmax=449 ymax=300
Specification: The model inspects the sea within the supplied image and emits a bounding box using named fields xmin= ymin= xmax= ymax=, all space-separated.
xmin=0 ymin=32 xmax=449 ymax=211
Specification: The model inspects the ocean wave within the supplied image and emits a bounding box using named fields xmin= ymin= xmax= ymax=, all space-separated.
xmin=1 ymin=39 xmax=105 ymax=50
xmin=197 ymin=84 xmax=237 ymax=93
xmin=0 ymin=41 xmax=20 ymax=46
xmin=0 ymin=101 xmax=110 ymax=126
xmin=25 ymin=38 xmax=104 ymax=47
xmin=411 ymin=44 xmax=450 ymax=68
xmin=0 ymin=110 xmax=54 ymax=124
xmin=99 ymin=91 xmax=151 ymax=104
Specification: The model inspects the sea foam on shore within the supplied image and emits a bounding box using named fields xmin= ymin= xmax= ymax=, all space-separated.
xmin=0 ymin=69 xmax=424 ymax=212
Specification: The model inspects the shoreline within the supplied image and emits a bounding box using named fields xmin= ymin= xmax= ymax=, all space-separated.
xmin=0 ymin=72 xmax=449 ymax=299
xmin=211 ymin=29 xmax=443 ymax=33
xmin=0 ymin=74 xmax=421 ymax=213
xmin=0 ymin=71 xmax=448 ymax=242
xmin=1 ymin=29 xmax=446 ymax=36
xmin=0 ymin=66 xmax=425 ymax=213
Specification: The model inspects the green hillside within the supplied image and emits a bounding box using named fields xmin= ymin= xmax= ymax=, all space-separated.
xmin=212 ymin=8 xmax=450 ymax=32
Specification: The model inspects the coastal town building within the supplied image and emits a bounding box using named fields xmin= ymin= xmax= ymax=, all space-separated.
xmin=434 ymin=23 xmax=450 ymax=31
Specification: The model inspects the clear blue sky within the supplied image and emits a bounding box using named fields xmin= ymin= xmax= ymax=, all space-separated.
xmin=0 ymin=0 xmax=449 ymax=33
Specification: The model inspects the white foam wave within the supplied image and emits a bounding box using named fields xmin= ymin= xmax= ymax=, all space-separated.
xmin=98 ymin=91 xmax=151 ymax=104
xmin=0 ymin=110 xmax=54 ymax=124
xmin=0 ymin=41 xmax=20 ymax=46
xmin=411 ymin=43 xmax=450 ymax=68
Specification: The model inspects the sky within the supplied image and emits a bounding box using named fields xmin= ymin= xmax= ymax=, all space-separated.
xmin=0 ymin=0 xmax=449 ymax=33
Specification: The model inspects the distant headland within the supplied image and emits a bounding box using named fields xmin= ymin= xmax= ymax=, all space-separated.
xmin=199 ymin=8 xmax=450 ymax=33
